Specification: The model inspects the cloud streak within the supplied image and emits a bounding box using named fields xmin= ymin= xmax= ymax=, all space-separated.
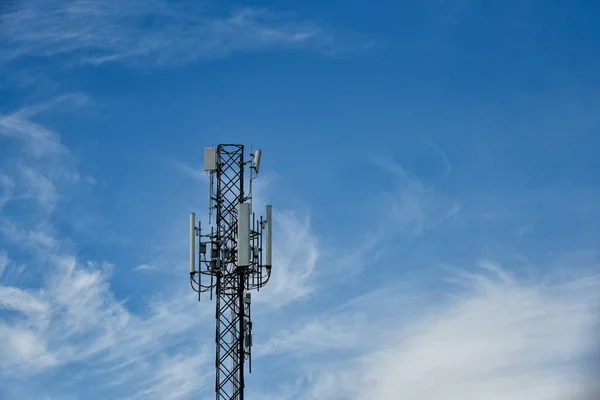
xmin=268 ymin=263 xmax=600 ymax=400
xmin=133 ymin=263 xmax=157 ymax=272
xmin=0 ymin=97 xmax=214 ymax=399
xmin=356 ymin=266 xmax=600 ymax=399
xmin=250 ymin=209 xmax=319 ymax=308
xmin=0 ymin=0 xmax=355 ymax=68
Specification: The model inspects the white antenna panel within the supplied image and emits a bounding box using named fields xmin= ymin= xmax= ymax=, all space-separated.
xmin=204 ymin=147 xmax=217 ymax=171
xmin=266 ymin=205 xmax=272 ymax=267
xmin=238 ymin=203 xmax=251 ymax=267
xmin=190 ymin=212 xmax=196 ymax=273
xmin=253 ymin=149 xmax=262 ymax=174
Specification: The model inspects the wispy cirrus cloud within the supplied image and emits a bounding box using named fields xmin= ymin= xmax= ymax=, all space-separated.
xmin=256 ymin=263 xmax=600 ymax=399
xmin=5 ymin=95 xmax=86 ymax=148
xmin=353 ymin=265 xmax=600 ymax=400
xmin=320 ymin=157 xmax=461 ymax=282
xmin=255 ymin=311 xmax=364 ymax=358
xmin=126 ymin=349 xmax=212 ymax=400
xmin=172 ymin=161 xmax=209 ymax=183
xmin=0 ymin=97 xmax=214 ymax=399
xmin=19 ymin=164 xmax=58 ymax=212
xmin=0 ymin=252 xmax=8 ymax=280
xmin=133 ymin=263 xmax=157 ymax=272
xmin=0 ymin=174 xmax=14 ymax=210
xmin=374 ymin=158 xmax=460 ymax=238
xmin=253 ymin=209 xmax=319 ymax=307
xmin=0 ymin=0 xmax=363 ymax=68
xmin=0 ymin=252 xmax=212 ymax=396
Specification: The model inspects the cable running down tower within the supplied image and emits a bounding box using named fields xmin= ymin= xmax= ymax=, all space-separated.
xmin=189 ymin=144 xmax=272 ymax=400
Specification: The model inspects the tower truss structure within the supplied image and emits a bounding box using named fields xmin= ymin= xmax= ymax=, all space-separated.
xmin=189 ymin=144 xmax=272 ymax=400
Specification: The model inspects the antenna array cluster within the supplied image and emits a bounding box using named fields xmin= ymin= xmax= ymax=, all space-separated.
xmin=189 ymin=144 xmax=272 ymax=400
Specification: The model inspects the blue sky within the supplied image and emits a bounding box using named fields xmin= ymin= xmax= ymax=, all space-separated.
xmin=0 ymin=0 xmax=599 ymax=399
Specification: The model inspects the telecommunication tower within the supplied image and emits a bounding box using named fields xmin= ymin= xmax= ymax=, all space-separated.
xmin=189 ymin=144 xmax=272 ymax=400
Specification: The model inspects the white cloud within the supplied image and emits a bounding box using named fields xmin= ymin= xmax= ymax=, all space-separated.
xmin=0 ymin=97 xmax=75 ymax=157
xmin=422 ymin=138 xmax=453 ymax=174
xmin=286 ymin=263 xmax=600 ymax=400
xmin=255 ymin=312 xmax=364 ymax=358
xmin=0 ymin=326 xmax=58 ymax=374
xmin=0 ymin=220 xmax=59 ymax=254
xmin=0 ymin=95 xmax=87 ymax=228
xmin=0 ymin=0 xmax=354 ymax=68
xmin=252 ymin=209 xmax=319 ymax=308
xmin=0 ymin=286 xmax=49 ymax=316
xmin=173 ymin=161 xmax=209 ymax=183
xmin=0 ymin=173 xmax=14 ymax=210
xmin=128 ymin=350 xmax=212 ymax=400
xmin=0 ymin=97 xmax=215 ymax=399
xmin=249 ymin=170 xmax=275 ymax=212
xmin=0 ymin=251 xmax=8 ymax=279
xmin=133 ymin=263 xmax=157 ymax=272
xmin=19 ymin=165 xmax=58 ymax=212
xmin=247 ymin=379 xmax=304 ymax=400
xmin=374 ymin=159 xmax=460 ymax=238
xmin=0 ymin=251 xmax=211 ymax=392
xmin=319 ymin=158 xmax=461 ymax=281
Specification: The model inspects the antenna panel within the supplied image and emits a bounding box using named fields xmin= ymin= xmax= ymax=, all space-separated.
xmin=204 ymin=147 xmax=217 ymax=171
xmin=190 ymin=212 xmax=196 ymax=273
xmin=238 ymin=203 xmax=251 ymax=267
xmin=266 ymin=205 xmax=272 ymax=267
xmin=254 ymin=149 xmax=262 ymax=174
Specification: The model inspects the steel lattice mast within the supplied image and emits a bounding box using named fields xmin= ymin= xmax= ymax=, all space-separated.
xmin=189 ymin=144 xmax=272 ymax=400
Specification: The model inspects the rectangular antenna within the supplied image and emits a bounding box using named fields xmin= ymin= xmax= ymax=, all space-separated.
xmin=204 ymin=147 xmax=217 ymax=171
xmin=238 ymin=203 xmax=251 ymax=267
xmin=253 ymin=149 xmax=262 ymax=174
xmin=190 ymin=212 xmax=196 ymax=273
xmin=266 ymin=205 xmax=272 ymax=267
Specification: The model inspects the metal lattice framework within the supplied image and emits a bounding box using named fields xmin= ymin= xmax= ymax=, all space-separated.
xmin=190 ymin=144 xmax=272 ymax=400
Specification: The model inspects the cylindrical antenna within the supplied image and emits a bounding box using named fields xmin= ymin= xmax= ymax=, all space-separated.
xmin=190 ymin=212 xmax=196 ymax=274
xmin=238 ymin=203 xmax=251 ymax=267
xmin=259 ymin=215 xmax=264 ymax=285
xmin=266 ymin=205 xmax=272 ymax=267
xmin=249 ymin=144 xmax=252 ymax=203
